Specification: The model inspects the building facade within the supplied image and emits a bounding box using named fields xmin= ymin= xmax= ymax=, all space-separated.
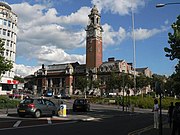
xmin=24 ymin=5 xmax=152 ymax=96
xmin=0 ymin=2 xmax=18 ymax=95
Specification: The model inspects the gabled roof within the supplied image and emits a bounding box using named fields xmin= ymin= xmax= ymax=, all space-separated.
xmin=136 ymin=67 xmax=149 ymax=72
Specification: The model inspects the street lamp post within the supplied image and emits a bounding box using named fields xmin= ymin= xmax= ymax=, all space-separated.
xmin=122 ymin=70 xmax=125 ymax=111
xmin=155 ymin=3 xmax=180 ymax=135
xmin=131 ymin=7 xmax=136 ymax=93
xmin=156 ymin=2 xmax=180 ymax=8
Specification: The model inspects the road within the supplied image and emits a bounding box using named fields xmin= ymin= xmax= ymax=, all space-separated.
xmin=0 ymin=99 xmax=161 ymax=135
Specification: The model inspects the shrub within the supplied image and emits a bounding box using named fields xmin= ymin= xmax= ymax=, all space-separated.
xmin=0 ymin=95 xmax=20 ymax=109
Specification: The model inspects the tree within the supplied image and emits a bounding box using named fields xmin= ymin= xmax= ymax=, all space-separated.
xmin=0 ymin=39 xmax=13 ymax=78
xmin=164 ymin=15 xmax=180 ymax=63
xmin=169 ymin=72 xmax=180 ymax=95
xmin=136 ymin=74 xmax=149 ymax=89
xmin=14 ymin=76 xmax=24 ymax=83
xmin=105 ymin=72 xmax=119 ymax=93
xmin=164 ymin=15 xmax=180 ymax=95
xmin=75 ymin=76 xmax=89 ymax=94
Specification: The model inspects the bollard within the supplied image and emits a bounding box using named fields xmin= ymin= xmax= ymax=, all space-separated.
xmin=58 ymin=104 xmax=66 ymax=117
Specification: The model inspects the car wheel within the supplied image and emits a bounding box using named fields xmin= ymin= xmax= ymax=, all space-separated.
xmin=52 ymin=110 xmax=56 ymax=116
xmin=34 ymin=110 xmax=41 ymax=118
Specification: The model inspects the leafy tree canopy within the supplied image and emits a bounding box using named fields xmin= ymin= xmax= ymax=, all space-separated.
xmin=164 ymin=15 xmax=180 ymax=62
xmin=0 ymin=39 xmax=13 ymax=77
xmin=14 ymin=76 xmax=24 ymax=83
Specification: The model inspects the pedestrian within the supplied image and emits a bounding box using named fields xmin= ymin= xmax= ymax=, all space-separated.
xmin=171 ymin=102 xmax=180 ymax=135
xmin=152 ymin=98 xmax=159 ymax=129
xmin=168 ymin=102 xmax=174 ymax=128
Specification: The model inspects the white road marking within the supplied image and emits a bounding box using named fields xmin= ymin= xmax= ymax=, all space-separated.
xmin=47 ymin=118 xmax=52 ymax=124
xmin=13 ymin=120 xmax=21 ymax=127
xmin=0 ymin=121 xmax=77 ymax=131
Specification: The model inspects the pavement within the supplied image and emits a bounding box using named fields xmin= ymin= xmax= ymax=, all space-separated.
xmin=0 ymin=107 xmax=172 ymax=135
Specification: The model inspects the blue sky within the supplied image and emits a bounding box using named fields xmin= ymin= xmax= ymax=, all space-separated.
xmin=4 ymin=0 xmax=179 ymax=77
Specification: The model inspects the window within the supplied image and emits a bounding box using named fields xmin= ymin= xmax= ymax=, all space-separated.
xmin=3 ymin=29 xmax=6 ymax=35
xmin=10 ymin=41 xmax=13 ymax=47
xmin=90 ymin=46 xmax=92 ymax=52
xmin=4 ymin=19 xmax=7 ymax=25
xmin=6 ymin=50 xmax=9 ymax=56
xmin=0 ymin=28 xmax=1 ymax=34
xmin=0 ymin=18 xmax=3 ymax=25
xmin=11 ymin=32 xmax=13 ymax=38
xmin=7 ymin=40 xmax=10 ymax=46
xmin=8 ymin=21 xmax=11 ymax=27
xmin=7 ymin=31 xmax=10 ymax=36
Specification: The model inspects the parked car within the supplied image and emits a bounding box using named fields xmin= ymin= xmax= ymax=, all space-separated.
xmin=17 ymin=98 xmax=57 ymax=118
xmin=73 ymin=98 xmax=90 ymax=112
xmin=44 ymin=90 xmax=53 ymax=97
xmin=54 ymin=93 xmax=71 ymax=99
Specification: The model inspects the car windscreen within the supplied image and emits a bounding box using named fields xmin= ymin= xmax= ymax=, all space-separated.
xmin=20 ymin=99 xmax=34 ymax=104
xmin=74 ymin=99 xmax=85 ymax=104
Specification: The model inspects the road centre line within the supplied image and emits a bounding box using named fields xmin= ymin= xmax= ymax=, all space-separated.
xmin=13 ymin=120 xmax=22 ymax=127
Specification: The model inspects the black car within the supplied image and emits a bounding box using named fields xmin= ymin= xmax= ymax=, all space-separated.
xmin=73 ymin=98 xmax=90 ymax=112
xmin=17 ymin=98 xmax=57 ymax=118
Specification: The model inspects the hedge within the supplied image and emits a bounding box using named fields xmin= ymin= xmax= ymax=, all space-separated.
xmin=0 ymin=95 xmax=20 ymax=109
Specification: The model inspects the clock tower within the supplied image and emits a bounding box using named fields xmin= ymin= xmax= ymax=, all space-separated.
xmin=86 ymin=5 xmax=103 ymax=70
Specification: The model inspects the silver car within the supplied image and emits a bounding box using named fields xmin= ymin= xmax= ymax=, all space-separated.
xmin=17 ymin=98 xmax=57 ymax=118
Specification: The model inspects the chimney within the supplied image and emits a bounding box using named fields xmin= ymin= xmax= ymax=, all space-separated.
xmin=108 ymin=57 xmax=115 ymax=62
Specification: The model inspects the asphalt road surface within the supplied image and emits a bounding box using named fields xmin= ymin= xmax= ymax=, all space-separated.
xmin=0 ymin=99 xmax=155 ymax=135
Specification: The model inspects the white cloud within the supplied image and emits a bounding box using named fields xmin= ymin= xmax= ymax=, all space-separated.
xmin=133 ymin=28 xmax=161 ymax=40
xmin=102 ymin=23 xmax=126 ymax=47
xmin=128 ymin=27 xmax=168 ymax=41
xmin=36 ymin=46 xmax=86 ymax=65
xmin=11 ymin=2 xmax=88 ymax=60
xmin=10 ymin=1 xmax=168 ymax=77
xmin=91 ymin=0 xmax=145 ymax=15
xmin=15 ymin=64 xmax=41 ymax=77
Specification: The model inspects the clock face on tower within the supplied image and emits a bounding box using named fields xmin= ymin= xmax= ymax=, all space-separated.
xmin=89 ymin=30 xmax=94 ymax=36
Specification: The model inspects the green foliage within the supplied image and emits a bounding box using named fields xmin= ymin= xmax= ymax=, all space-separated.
xmin=92 ymin=79 xmax=101 ymax=89
xmin=164 ymin=15 xmax=180 ymax=95
xmin=170 ymin=72 xmax=180 ymax=95
xmin=14 ymin=76 xmax=24 ymax=83
xmin=75 ymin=76 xmax=88 ymax=92
xmin=87 ymin=96 xmax=180 ymax=110
xmin=164 ymin=15 xmax=180 ymax=61
xmin=0 ymin=39 xmax=13 ymax=77
xmin=0 ymin=96 xmax=20 ymax=109
xmin=136 ymin=74 xmax=150 ymax=89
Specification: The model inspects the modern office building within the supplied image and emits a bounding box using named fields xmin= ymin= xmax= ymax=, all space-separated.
xmin=0 ymin=2 xmax=18 ymax=95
